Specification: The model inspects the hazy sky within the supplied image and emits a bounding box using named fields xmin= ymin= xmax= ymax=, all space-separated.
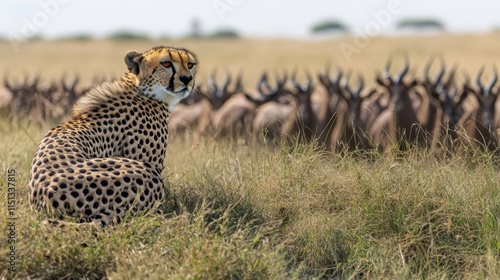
xmin=2 ymin=0 xmax=500 ymax=39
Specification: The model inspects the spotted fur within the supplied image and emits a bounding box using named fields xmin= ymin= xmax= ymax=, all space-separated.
xmin=29 ymin=46 xmax=197 ymax=225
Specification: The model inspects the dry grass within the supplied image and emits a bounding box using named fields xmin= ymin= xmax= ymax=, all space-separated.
xmin=1 ymin=119 xmax=499 ymax=278
xmin=1 ymin=33 xmax=500 ymax=87
xmin=0 ymin=35 xmax=500 ymax=278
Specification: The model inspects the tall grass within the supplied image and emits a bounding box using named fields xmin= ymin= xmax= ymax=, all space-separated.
xmin=1 ymin=119 xmax=499 ymax=279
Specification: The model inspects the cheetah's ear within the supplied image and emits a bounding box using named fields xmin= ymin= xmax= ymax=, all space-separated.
xmin=124 ymin=50 xmax=143 ymax=75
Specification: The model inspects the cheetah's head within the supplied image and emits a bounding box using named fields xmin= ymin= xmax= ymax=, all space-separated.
xmin=125 ymin=46 xmax=197 ymax=109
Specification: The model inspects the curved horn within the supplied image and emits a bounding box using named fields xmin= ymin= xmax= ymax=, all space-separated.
xmin=257 ymin=71 xmax=269 ymax=94
xmin=258 ymin=71 xmax=268 ymax=85
xmin=281 ymin=69 xmax=289 ymax=86
xmin=224 ymin=69 xmax=232 ymax=90
xmin=433 ymin=55 xmax=446 ymax=86
xmin=71 ymin=74 xmax=80 ymax=91
xmin=331 ymin=67 xmax=344 ymax=84
xmin=324 ymin=60 xmax=331 ymax=77
xmin=384 ymin=55 xmax=393 ymax=81
xmin=208 ymin=68 xmax=218 ymax=90
xmin=317 ymin=72 xmax=330 ymax=88
xmin=233 ymin=70 xmax=243 ymax=92
xmin=274 ymin=69 xmax=288 ymax=90
xmin=457 ymin=86 xmax=470 ymax=106
xmin=341 ymin=71 xmax=353 ymax=99
xmin=243 ymin=91 xmax=263 ymax=104
xmin=396 ymin=53 xmax=410 ymax=83
xmin=304 ymin=67 xmax=313 ymax=89
xmin=355 ymin=75 xmax=365 ymax=98
xmin=272 ymin=69 xmax=281 ymax=91
xmin=290 ymin=66 xmax=303 ymax=92
xmin=31 ymin=72 xmax=41 ymax=88
xmin=290 ymin=66 xmax=299 ymax=89
xmin=445 ymin=64 xmax=458 ymax=89
xmin=61 ymin=71 xmax=69 ymax=92
xmin=463 ymin=70 xmax=470 ymax=85
xmin=424 ymin=55 xmax=435 ymax=83
xmin=476 ymin=66 xmax=485 ymax=95
xmin=487 ymin=65 xmax=498 ymax=95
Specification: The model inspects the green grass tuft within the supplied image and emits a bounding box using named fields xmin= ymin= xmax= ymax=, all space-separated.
xmin=0 ymin=120 xmax=499 ymax=279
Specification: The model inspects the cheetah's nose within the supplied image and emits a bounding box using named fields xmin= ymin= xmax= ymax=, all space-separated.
xmin=179 ymin=75 xmax=193 ymax=85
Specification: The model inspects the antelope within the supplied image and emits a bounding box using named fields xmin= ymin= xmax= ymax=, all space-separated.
xmin=13 ymin=73 xmax=63 ymax=124
xmin=418 ymin=57 xmax=451 ymax=151
xmin=251 ymin=92 xmax=293 ymax=143
xmin=421 ymin=58 xmax=474 ymax=151
xmin=6 ymin=61 xmax=500 ymax=154
xmin=281 ymin=69 xmax=316 ymax=144
xmin=5 ymin=72 xmax=29 ymax=117
xmin=168 ymin=86 xmax=209 ymax=138
xmin=205 ymin=70 xmax=243 ymax=110
xmin=61 ymin=74 xmax=80 ymax=108
xmin=313 ymin=68 xmax=344 ymax=150
xmin=2 ymin=73 xmax=16 ymax=113
xmin=213 ymin=72 xmax=287 ymax=139
xmin=10 ymin=73 xmax=42 ymax=121
xmin=330 ymin=75 xmax=377 ymax=152
xmin=169 ymin=70 xmax=242 ymax=137
xmin=465 ymin=66 xmax=499 ymax=151
xmin=369 ymin=56 xmax=429 ymax=151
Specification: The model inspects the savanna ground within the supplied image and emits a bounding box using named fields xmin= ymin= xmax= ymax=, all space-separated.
xmin=0 ymin=34 xmax=500 ymax=279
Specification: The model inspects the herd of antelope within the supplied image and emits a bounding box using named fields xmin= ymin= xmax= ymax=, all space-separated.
xmin=1 ymin=56 xmax=500 ymax=153
xmin=0 ymin=74 xmax=104 ymax=123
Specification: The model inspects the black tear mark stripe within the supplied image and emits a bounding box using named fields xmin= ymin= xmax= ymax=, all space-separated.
xmin=169 ymin=61 xmax=176 ymax=91
xmin=167 ymin=49 xmax=176 ymax=90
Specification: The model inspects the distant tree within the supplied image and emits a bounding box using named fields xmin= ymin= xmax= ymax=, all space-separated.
xmin=209 ymin=28 xmax=240 ymax=39
xmin=397 ymin=18 xmax=444 ymax=31
xmin=107 ymin=31 xmax=149 ymax=41
xmin=311 ymin=20 xmax=348 ymax=34
xmin=158 ymin=34 xmax=172 ymax=41
xmin=57 ymin=34 xmax=94 ymax=41
xmin=27 ymin=35 xmax=44 ymax=41
xmin=70 ymin=34 xmax=93 ymax=41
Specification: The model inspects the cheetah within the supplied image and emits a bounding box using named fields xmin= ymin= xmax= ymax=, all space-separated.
xmin=29 ymin=46 xmax=198 ymax=225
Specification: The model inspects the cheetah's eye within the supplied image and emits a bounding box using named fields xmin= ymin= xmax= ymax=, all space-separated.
xmin=187 ymin=62 xmax=195 ymax=70
xmin=161 ymin=61 xmax=172 ymax=68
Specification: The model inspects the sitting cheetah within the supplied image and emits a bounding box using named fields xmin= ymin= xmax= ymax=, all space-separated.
xmin=29 ymin=46 xmax=197 ymax=225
